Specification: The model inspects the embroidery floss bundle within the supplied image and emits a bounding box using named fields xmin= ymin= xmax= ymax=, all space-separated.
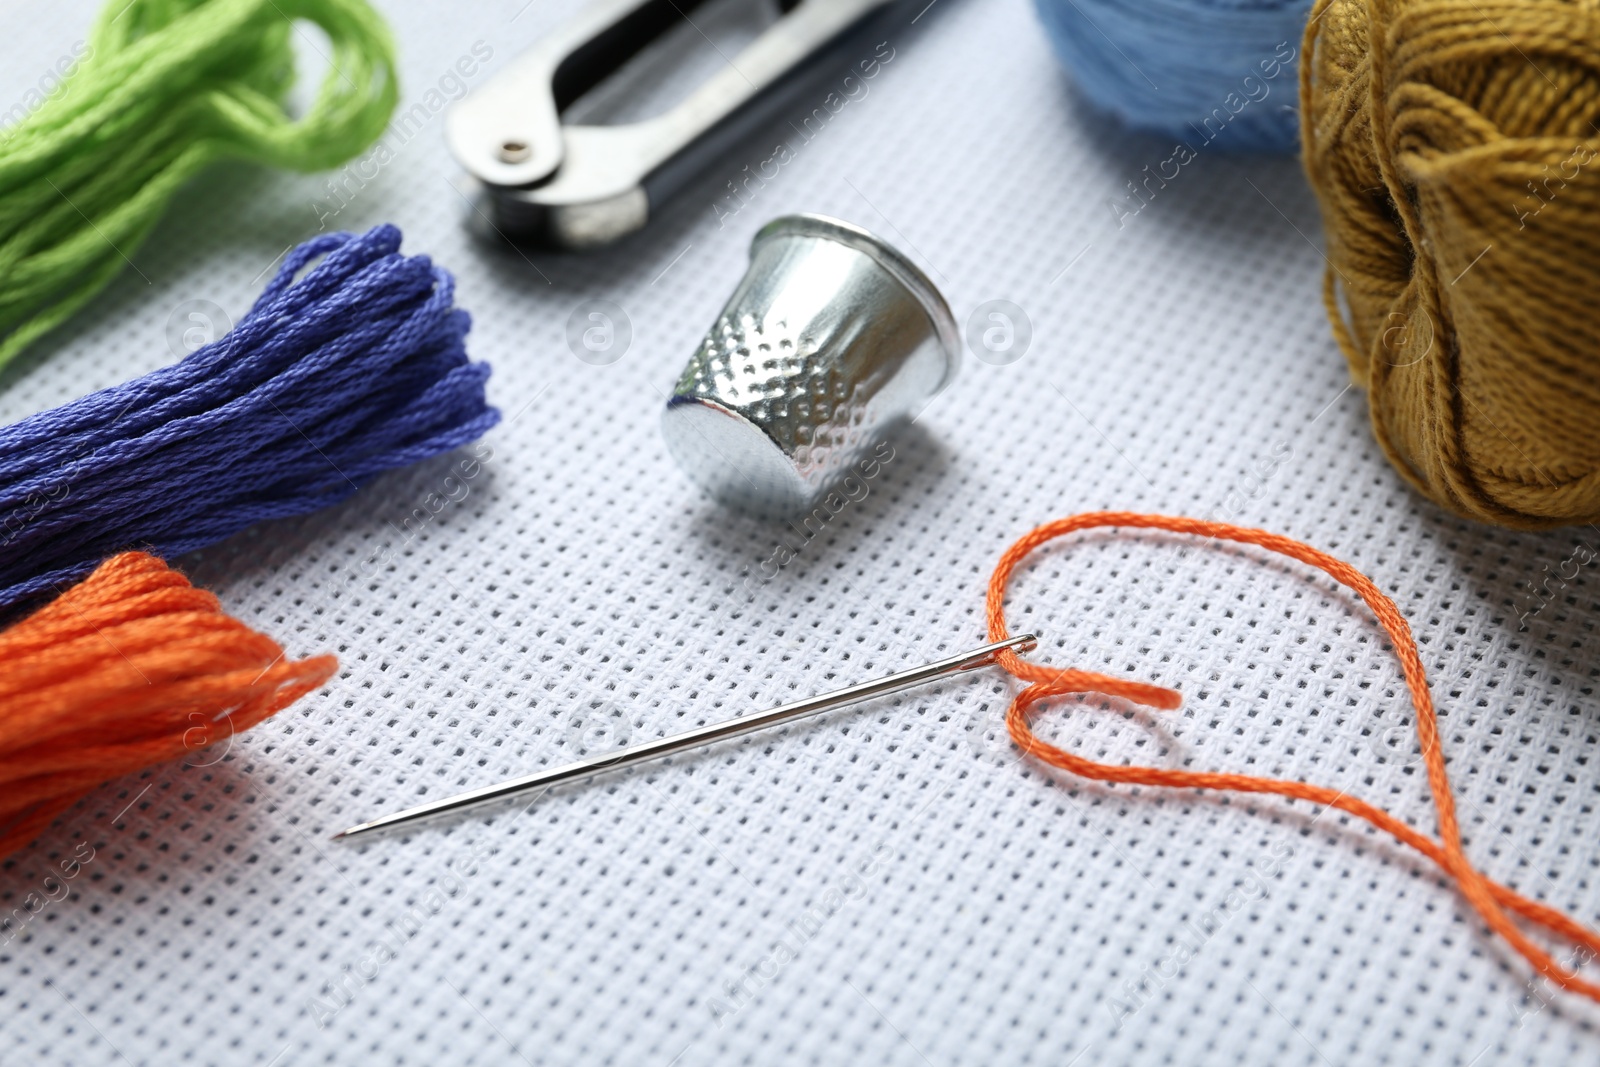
xmin=1033 ymin=0 xmax=1312 ymax=151
xmin=1303 ymin=0 xmax=1600 ymax=527
xmin=0 ymin=551 xmax=336 ymax=862
xmin=0 ymin=0 xmax=397 ymax=369
xmin=0 ymin=224 xmax=499 ymax=610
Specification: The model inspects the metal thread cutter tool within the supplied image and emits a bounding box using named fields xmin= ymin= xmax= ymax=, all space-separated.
xmin=446 ymin=0 xmax=900 ymax=249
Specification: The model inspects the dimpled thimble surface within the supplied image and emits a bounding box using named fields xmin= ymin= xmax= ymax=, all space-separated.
xmin=662 ymin=214 xmax=958 ymax=518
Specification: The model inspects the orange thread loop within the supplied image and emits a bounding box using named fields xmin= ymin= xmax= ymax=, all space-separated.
xmin=986 ymin=512 xmax=1600 ymax=1002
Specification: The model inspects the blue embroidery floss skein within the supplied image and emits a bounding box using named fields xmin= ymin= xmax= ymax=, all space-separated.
xmin=0 ymin=224 xmax=499 ymax=611
xmin=1033 ymin=0 xmax=1313 ymax=152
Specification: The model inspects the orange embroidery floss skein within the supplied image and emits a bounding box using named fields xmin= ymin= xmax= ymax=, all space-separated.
xmin=987 ymin=512 xmax=1600 ymax=1003
xmin=0 ymin=552 xmax=336 ymax=862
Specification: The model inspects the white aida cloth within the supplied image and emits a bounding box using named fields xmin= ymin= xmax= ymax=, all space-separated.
xmin=2 ymin=0 xmax=1599 ymax=1064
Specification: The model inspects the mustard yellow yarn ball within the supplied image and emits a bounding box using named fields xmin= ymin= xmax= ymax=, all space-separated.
xmin=1303 ymin=0 xmax=1600 ymax=527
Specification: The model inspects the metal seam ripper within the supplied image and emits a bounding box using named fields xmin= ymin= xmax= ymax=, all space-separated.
xmin=446 ymin=0 xmax=902 ymax=249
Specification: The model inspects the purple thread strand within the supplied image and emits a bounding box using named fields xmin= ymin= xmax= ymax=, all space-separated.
xmin=0 ymin=225 xmax=500 ymax=609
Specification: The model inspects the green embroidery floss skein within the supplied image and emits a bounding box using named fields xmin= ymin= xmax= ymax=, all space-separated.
xmin=0 ymin=0 xmax=398 ymax=370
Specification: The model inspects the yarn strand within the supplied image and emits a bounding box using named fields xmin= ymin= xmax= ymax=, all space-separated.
xmin=987 ymin=512 xmax=1600 ymax=1002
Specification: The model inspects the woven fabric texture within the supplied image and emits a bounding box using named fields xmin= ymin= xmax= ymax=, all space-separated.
xmin=1 ymin=0 xmax=1597 ymax=1064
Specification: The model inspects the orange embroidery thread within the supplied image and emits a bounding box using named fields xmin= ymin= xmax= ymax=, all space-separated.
xmin=987 ymin=512 xmax=1600 ymax=1001
xmin=0 ymin=552 xmax=337 ymax=861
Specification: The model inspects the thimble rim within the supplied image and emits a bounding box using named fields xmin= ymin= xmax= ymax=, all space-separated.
xmin=751 ymin=213 xmax=960 ymax=392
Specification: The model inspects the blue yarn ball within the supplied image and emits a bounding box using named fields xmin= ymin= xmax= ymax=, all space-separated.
xmin=1033 ymin=0 xmax=1313 ymax=152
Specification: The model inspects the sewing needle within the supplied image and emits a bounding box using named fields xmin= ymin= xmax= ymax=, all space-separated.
xmin=333 ymin=633 xmax=1038 ymax=840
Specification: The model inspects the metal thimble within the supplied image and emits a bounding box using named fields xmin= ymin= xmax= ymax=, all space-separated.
xmin=661 ymin=214 xmax=959 ymax=518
